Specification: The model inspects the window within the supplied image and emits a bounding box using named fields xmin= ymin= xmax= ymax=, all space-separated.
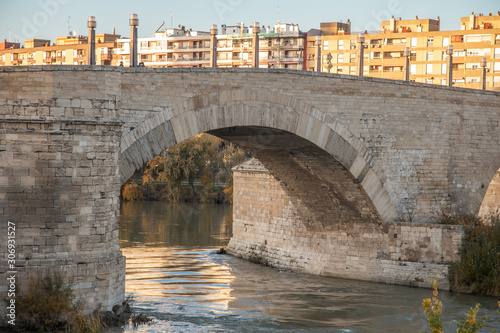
xmin=466 ymin=34 xmax=491 ymax=43
xmin=453 ymin=50 xmax=466 ymax=57
xmin=426 ymin=78 xmax=433 ymax=84
xmin=338 ymin=54 xmax=343 ymax=63
xmin=441 ymin=79 xmax=447 ymax=85
xmin=495 ymin=48 xmax=500 ymax=59
xmin=494 ymin=62 xmax=500 ymax=72
xmin=411 ymin=37 xmax=417 ymax=47
xmin=443 ymin=37 xmax=449 ymax=47
xmin=338 ymin=40 xmax=344 ymax=50
xmin=466 ymin=49 xmax=490 ymax=57
xmin=426 ymin=64 xmax=433 ymax=74
xmin=466 ymin=77 xmax=480 ymax=83
xmin=410 ymin=64 xmax=417 ymax=74
xmin=427 ymin=37 xmax=434 ymax=47
xmin=426 ymin=51 xmax=433 ymax=61
xmin=465 ymin=63 xmax=480 ymax=69
xmin=494 ymin=76 xmax=500 ymax=87
xmin=323 ymin=40 xmax=329 ymax=50
xmin=441 ymin=63 xmax=447 ymax=74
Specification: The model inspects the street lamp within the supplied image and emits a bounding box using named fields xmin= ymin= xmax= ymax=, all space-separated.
xmin=252 ymin=22 xmax=260 ymax=68
xmin=87 ymin=16 xmax=96 ymax=65
xmin=403 ymin=46 xmax=410 ymax=81
xmin=481 ymin=57 xmax=487 ymax=90
xmin=446 ymin=45 xmax=453 ymax=86
xmin=357 ymin=33 xmax=365 ymax=77
xmin=326 ymin=53 xmax=333 ymax=73
xmin=210 ymin=24 xmax=218 ymax=68
xmin=130 ymin=14 xmax=139 ymax=67
xmin=315 ymin=36 xmax=322 ymax=72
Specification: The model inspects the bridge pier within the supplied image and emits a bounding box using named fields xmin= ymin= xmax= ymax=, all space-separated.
xmin=0 ymin=112 xmax=125 ymax=314
xmin=228 ymin=159 xmax=465 ymax=289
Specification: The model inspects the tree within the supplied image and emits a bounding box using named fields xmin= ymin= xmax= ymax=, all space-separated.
xmin=142 ymin=134 xmax=250 ymax=203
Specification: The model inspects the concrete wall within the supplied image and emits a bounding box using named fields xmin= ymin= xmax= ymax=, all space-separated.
xmin=228 ymin=159 xmax=465 ymax=289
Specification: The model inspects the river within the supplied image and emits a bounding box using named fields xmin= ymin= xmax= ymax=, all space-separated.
xmin=119 ymin=202 xmax=499 ymax=332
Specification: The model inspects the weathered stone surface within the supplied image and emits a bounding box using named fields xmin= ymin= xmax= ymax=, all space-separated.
xmin=228 ymin=159 xmax=465 ymax=289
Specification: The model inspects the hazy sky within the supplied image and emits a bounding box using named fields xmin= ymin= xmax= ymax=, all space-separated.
xmin=0 ymin=0 xmax=498 ymax=43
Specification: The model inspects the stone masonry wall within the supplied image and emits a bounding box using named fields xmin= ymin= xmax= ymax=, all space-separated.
xmin=228 ymin=159 xmax=465 ymax=290
xmin=0 ymin=67 xmax=125 ymax=314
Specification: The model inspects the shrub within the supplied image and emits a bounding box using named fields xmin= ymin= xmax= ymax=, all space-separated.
xmin=12 ymin=272 xmax=109 ymax=332
xmin=122 ymin=181 xmax=143 ymax=201
xmin=422 ymin=276 xmax=488 ymax=333
xmin=447 ymin=214 xmax=500 ymax=296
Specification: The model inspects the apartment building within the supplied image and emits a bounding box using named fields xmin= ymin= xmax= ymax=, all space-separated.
xmin=113 ymin=22 xmax=305 ymax=69
xmin=114 ymin=25 xmax=211 ymax=67
xmin=317 ymin=12 xmax=500 ymax=90
xmin=0 ymin=34 xmax=120 ymax=66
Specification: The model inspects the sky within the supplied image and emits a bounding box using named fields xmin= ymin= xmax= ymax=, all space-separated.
xmin=0 ymin=0 xmax=498 ymax=43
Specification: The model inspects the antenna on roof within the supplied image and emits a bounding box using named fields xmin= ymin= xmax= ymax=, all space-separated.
xmin=67 ymin=16 xmax=71 ymax=34
xmin=277 ymin=6 xmax=280 ymax=24
xmin=156 ymin=21 xmax=165 ymax=33
xmin=7 ymin=28 xmax=11 ymax=42
xmin=170 ymin=11 xmax=173 ymax=29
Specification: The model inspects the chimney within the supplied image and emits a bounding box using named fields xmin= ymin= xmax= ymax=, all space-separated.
xmin=390 ymin=16 xmax=396 ymax=32
xmin=469 ymin=12 xmax=475 ymax=30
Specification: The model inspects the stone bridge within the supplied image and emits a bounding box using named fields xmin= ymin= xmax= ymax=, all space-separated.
xmin=0 ymin=66 xmax=499 ymax=313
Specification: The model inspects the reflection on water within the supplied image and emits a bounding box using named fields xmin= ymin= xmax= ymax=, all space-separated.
xmin=119 ymin=202 xmax=500 ymax=333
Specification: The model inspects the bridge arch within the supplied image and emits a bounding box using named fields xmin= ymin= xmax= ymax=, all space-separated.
xmin=120 ymin=89 xmax=398 ymax=225
xmin=479 ymin=167 xmax=500 ymax=217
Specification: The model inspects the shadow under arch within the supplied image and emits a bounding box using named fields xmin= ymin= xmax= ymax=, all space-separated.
xmin=119 ymin=88 xmax=398 ymax=226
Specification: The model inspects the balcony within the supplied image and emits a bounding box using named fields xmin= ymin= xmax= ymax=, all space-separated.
xmin=169 ymin=57 xmax=210 ymax=64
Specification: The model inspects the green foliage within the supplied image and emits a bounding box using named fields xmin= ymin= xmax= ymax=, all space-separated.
xmin=456 ymin=304 xmax=486 ymax=333
xmin=143 ymin=133 xmax=250 ymax=203
xmin=422 ymin=276 xmax=444 ymax=333
xmin=446 ymin=214 xmax=500 ymax=296
xmin=422 ymin=276 xmax=489 ymax=333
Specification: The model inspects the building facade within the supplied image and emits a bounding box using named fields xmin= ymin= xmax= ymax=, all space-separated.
xmin=317 ymin=12 xmax=500 ymax=90
xmin=0 ymin=34 xmax=120 ymax=66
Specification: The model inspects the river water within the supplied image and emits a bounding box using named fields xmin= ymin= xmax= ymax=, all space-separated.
xmin=119 ymin=202 xmax=499 ymax=332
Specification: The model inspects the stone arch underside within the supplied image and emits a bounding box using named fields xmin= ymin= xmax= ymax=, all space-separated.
xmin=120 ymin=89 xmax=398 ymax=226
xmin=479 ymin=167 xmax=500 ymax=217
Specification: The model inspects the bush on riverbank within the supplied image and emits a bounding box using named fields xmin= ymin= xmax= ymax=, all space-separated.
xmin=11 ymin=272 xmax=108 ymax=332
xmin=6 ymin=272 xmax=150 ymax=332
xmin=438 ymin=212 xmax=500 ymax=297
